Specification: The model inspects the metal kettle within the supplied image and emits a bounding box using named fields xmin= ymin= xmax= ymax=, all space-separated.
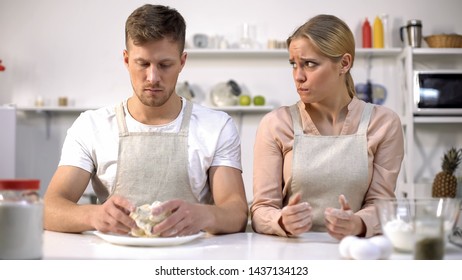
xmin=400 ymin=19 xmax=423 ymax=48
xmin=210 ymin=80 xmax=242 ymax=107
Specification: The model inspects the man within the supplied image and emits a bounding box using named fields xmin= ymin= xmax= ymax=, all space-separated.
xmin=44 ymin=4 xmax=248 ymax=237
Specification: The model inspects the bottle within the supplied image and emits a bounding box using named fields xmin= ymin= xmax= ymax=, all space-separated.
xmin=373 ymin=16 xmax=384 ymax=48
xmin=362 ymin=18 xmax=372 ymax=48
xmin=0 ymin=179 xmax=43 ymax=259
xmin=380 ymin=14 xmax=391 ymax=48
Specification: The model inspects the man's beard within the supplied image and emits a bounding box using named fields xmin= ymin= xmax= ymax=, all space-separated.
xmin=137 ymin=87 xmax=173 ymax=107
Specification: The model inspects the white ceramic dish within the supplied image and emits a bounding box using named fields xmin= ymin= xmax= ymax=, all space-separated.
xmin=94 ymin=231 xmax=205 ymax=247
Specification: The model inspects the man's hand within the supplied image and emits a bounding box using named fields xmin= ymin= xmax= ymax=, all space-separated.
xmin=150 ymin=199 xmax=208 ymax=237
xmin=91 ymin=195 xmax=136 ymax=235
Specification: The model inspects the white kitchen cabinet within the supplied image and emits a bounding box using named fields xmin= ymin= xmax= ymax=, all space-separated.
xmin=399 ymin=47 xmax=462 ymax=198
xmin=0 ymin=105 xmax=16 ymax=178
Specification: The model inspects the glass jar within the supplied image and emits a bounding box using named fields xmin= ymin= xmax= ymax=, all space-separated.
xmin=0 ymin=179 xmax=43 ymax=259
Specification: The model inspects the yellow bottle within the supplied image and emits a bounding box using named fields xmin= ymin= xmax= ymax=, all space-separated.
xmin=373 ymin=16 xmax=384 ymax=48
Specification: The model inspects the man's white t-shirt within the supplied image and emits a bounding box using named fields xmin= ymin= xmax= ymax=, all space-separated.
xmin=59 ymin=98 xmax=242 ymax=203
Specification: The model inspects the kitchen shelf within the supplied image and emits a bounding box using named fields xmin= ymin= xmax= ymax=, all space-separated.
xmin=16 ymin=106 xmax=95 ymax=140
xmin=186 ymin=48 xmax=288 ymax=58
xmin=17 ymin=106 xmax=96 ymax=113
xmin=399 ymin=46 xmax=462 ymax=199
xmin=17 ymin=105 xmax=274 ymax=114
xmin=16 ymin=104 xmax=273 ymax=138
xmin=355 ymin=48 xmax=402 ymax=57
xmin=185 ymin=48 xmax=402 ymax=58
xmin=208 ymin=105 xmax=274 ymax=113
xmin=414 ymin=116 xmax=462 ymax=123
xmin=411 ymin=48 xmax=462 ymax=56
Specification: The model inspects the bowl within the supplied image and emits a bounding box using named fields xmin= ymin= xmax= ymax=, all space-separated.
xmin=424 ymin=34 xmax=462 ymax=48
xmin=375 ymin=198 xmax=461 ymax=252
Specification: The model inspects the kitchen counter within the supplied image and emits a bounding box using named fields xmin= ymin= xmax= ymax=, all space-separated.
xmin=43 ymin=230 xmax=462 ymax=260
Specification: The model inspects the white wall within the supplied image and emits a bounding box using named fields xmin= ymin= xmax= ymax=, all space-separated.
xmin=1 ymin=0 xmax=461 ymax=199
xmin=2 ymin=0 xmax=462 ymax=107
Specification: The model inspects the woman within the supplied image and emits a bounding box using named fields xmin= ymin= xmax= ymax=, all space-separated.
xmin=250 ymin=14 xmax=404 ymax=240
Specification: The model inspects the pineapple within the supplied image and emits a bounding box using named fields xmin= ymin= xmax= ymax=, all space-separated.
xmin=432 ymin=147 xmax=462 ymax=198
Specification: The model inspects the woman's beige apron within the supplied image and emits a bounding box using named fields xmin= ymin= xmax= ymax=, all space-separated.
xmin=111 ymin=100 xmax=198 ymax=206
xmin=289 ymin=103 xmax=374 ymax=231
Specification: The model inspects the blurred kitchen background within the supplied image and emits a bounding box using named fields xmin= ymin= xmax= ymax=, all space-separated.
xmin=1 ymin=0 xmax=462 ymax=202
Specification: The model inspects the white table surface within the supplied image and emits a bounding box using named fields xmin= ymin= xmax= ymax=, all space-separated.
xmin=43 ymin=230 xmax=462 ymax=260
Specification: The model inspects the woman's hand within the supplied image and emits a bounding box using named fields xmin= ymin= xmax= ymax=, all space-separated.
xmin=279 ymin=193 xmax=312 ymax=236
xmin=324 ymin=194 xmax=365 ymax=240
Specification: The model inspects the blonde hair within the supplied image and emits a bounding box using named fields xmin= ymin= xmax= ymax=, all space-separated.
xmin=287 ymin=14 xmax=356 ymax=97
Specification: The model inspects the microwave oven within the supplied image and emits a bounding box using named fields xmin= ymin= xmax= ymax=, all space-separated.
xmin=413 ymin=70 xmax=462 ymax=115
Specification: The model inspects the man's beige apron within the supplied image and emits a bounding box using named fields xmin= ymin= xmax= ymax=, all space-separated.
xmin=111 ymin=100 xmax=198 ymax=206
xmin=289 ymin=103 xmax=374 ymax=231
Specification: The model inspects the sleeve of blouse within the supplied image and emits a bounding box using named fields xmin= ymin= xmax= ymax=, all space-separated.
xmin=250 ymin=110 xmax=290 ymax=237
xmin=357 ymin=107 xmax=405 ymax=237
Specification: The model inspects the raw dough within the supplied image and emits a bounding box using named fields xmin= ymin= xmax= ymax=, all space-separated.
xmin=129 ymin=201 xmax=171 ymax=237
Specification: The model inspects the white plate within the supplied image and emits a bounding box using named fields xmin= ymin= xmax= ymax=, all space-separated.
xmin=94 ymin=231 xmax=205 ymax=247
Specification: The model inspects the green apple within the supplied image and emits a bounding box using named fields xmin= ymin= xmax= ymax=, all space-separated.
xmin=253 ymin=95 xmax=266 ymax=106
xmin=239 ymin=95 xmax=251 ymax=106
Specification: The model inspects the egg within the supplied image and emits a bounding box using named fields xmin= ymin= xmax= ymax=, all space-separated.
xmin=349 ymin=238 xmax=381 ymax=260
xmin=369 ymin=235 xmax=393 ymax=259
xmin=339 ymin=235 xmax=392 ymax=260
xmin=338 ymin=235 xmax=359 ymax=259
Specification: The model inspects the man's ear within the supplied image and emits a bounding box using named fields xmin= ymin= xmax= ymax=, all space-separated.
xmin=123 ymin=49 xmax=129 ymax=68
xmin=179 ymin=51 xmax=187 ymax=72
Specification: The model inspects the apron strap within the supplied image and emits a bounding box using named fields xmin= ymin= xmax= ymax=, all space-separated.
xmin=115 ymin=99 xmax=193 ymax=137
xmin=179 ymin=99 xmax=193 ymax=136
xmin=357 ymin=103 xmax=374 ymax=135
xmin=290 ymin=101 xmax=374 ymax=136
xmin=289 ymin=104 xmax=303 ymax=135
xmin=115 ymin=102 xmax=129 ymax=137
